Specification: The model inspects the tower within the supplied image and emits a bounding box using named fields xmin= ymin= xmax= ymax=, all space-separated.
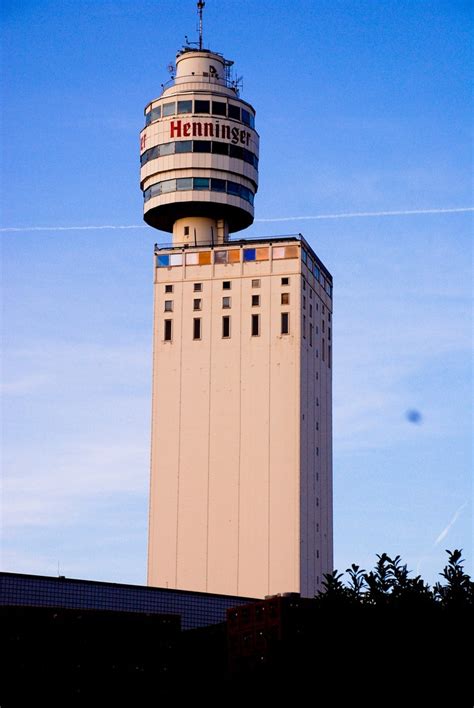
xmin=141 ymin=6 xmax=333 ymax=599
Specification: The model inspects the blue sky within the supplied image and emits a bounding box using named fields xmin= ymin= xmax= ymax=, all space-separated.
xmin=1 ymin=0 xmax=472 ymax=586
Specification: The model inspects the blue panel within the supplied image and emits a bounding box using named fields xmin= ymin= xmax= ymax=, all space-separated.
xmin=157 ymin=255 xmax=170 ymax=267
xmin=243 ymin=249 xmax=256 ymax=262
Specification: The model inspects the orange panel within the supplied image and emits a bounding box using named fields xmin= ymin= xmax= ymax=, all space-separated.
xmin=198 ymin=251 xmax=212 ymax=265
xmin=256 ymin=247 xmax=269 ymax=261
xmin=228 ymin=249 xmax=241 ymax=263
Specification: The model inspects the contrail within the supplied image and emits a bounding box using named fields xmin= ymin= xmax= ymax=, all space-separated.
xmin=434 ymin=502 xmax=468 ymax=547
xmin=0 ymin=207 xmax=472 ymax=233
xmin=255 ymin=207 xmax=474 ymax=222
xmin=0 ymin=224 xmax=146 ymax=233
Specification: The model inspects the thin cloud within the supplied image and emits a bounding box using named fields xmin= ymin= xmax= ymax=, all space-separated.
xmin=0 ymin=207 xmax=472 ymax=232
xmin=434 ymin=502 xmax=468 ymax=546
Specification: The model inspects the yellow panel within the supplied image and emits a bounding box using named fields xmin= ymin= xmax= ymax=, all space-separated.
xmin=228 ymin=249 xmax=240 ymax=263
xmin=198 ymin=251 xmax=212 ymax=265
xmin=256 ymin=247 xmax=269 ymax=261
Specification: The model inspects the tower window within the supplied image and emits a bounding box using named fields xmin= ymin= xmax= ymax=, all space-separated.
xmin=164 ymin=300 xmax=173 ymax=312
xmin=228 ymin=104 xmax=240 ymax=120
xmin=194 ymin=283 xmax=202 ymax=292
xmin=223 ymin=281 xmax=231 ymax=290
xmin=281 ymin=312 xmax=289 ymax=335
xmin=164 ymin=319 xmax=172 ymax=341
xmin=193 ymin=299 xmax=201 ymax=311
xmin=193 ymin=318 xmax=201 ymax=340
xmin=281 ymin=293 xmax=290 ymax=305
xmin=177 ymin=100 xmax=192 ymax=114
xmin=251 ymin=314 xmax=260 ymax=336
xmin=194 ymin=140 xmax=211 ymax=153
xmin=194 ymin=99 xmax=210 ymax=113
xmin=222 ymin=316 xmax=230 ymax=338
xmin=165 ymin=284 xmax=173 ymax=293
xmin=212 ymin=100 xmax=227 ymax=116
xmin=162 ymin=102 xmax=176 ymax=116
xmin=281 ymin=277 xmax=289 ymax=286
xmin=252 ymin=295 xmax=260 ymax=307
xmin=184 ymin=226 xmax=190 ymax=236
xmin=252 ymin=279 xmax=260 ymax=288
xmin=222 ymin=297 xmax=231 ymax=309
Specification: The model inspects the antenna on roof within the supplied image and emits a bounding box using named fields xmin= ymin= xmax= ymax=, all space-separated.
xmin=197 ymin=1 xmax=205 ymax=50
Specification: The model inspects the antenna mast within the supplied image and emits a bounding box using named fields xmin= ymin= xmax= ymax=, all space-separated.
xmin=197 ymin=1 xmax=205 ymax=50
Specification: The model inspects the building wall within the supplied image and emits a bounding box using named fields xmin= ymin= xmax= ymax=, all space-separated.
xmin=148 ymin=240 xmax=333 ymax=598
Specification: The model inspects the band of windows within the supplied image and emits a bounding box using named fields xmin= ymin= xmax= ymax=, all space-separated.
xmin=144 ymin=178 xmax=255 ymax=205
xmin=145 ymin=100 xmax=255 ymax=128
xmin=140 ymin=140 xmax=258 ymax=169
xmin=163 ymin=313 xmax=290 ymax=341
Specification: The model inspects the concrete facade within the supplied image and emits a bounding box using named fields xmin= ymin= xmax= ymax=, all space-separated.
xmin=147 ymin=239 xmax=333 ymax=598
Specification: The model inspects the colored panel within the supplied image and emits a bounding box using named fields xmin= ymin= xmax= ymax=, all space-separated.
xmin=273 ymin=245 xmax=299 ymax=259
xmin=169 ymin=254 xmax=183 ymax=266
xmin=272 ymin=246 xmax=285 ymax=260
xmin=186 ymin=253 xmax=199 ymax=265
xmin=256 ymin=247 xmax=269 ymax=261
xmin=198 ymin=251 xmax=211 ymax=265
xmin=214 ymin=251 xmax=228 ymax=264
xmin=228 ymin=250 xmax=240 ymax=264
xmin=243 ymin=249 xmax=256 ymax=262
xmin=157 ymin=255 xmax=170 ymax=267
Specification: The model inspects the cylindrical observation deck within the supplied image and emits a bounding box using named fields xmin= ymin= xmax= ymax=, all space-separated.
xmin=140 ymin=48 xmax=259 ymax=245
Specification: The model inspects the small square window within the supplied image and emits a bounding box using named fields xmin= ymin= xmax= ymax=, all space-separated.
xmin=281 ymin=293 xmax=289 ymax=305
xmin=193 ymin=318 xmax=201 ymax=340
xmin=252 ymin=295 xmax=260 ymax=306
xmin=281 ymin=277 xmax=289 ymax=286
xmin=164 ymin=300 xmax=173 ymax=312
xmin=223 ymin=281 xmax=231 ymax=290
xmin=252 ymin=279 xmax=260 ymax=288
xmin=194 ymin=283 xmax=202 ymax=292
xmin=251 ymin=314 xmax=260 ymax=336
xmin=165 ymin=284 xmax=173 ymax=293
xmin=222 ymin=296 xmax=231 ymax=308
xmin=193 ymin=298 xmax=202 ymax=310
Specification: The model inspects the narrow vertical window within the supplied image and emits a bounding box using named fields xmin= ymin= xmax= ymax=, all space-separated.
xmin=309 ymin=304 xmax=313 ymax=318
xmin=322 ymin=320 xmax=325 ymax=333
xmin=328 ymin=345 xmax=332 ymax=369
xmin=281 ymin=312 xmax=289 ymax=335
xmin=303 ymin=295 xmax=306 ymax=310
xmin=322 ymin=337 xmax=325 ymax=361
xmin=193 ymin=318 xmax=201 ymax=340
xmin=309 ymin=323 xmax=313 ymax=346
xmin=164 ymin=319 xmax=172 ymax=341
xmin=303 ymin=314 xmax=306 ymax=338
xmin=251 ymin=314 xmax=260 ymax=336
xmin=222 ymin=315 xmax=230 ymax=338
